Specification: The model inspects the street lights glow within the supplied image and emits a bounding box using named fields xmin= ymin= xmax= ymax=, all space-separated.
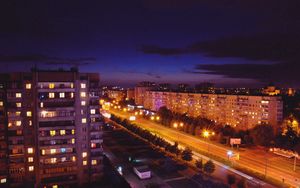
xmin=203 ymin=130 xmax=209 ymax=138
xmin=180 ymin=122 xmax=184 ymax=127
xmin=150 ymin=116 xmax=155 ymax=120
xmin=173 ymin=123 xmax=178 ymax=128
xmin=156 ymin=116 xmax=160 ymax=120
xmin=227 ymin=150 xmax=233 ymax=157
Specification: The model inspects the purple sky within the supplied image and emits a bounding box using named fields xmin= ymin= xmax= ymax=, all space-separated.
xmin=0 ymin=0 xmax=299 ymax=87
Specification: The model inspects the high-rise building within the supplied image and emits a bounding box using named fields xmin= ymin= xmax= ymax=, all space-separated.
xmin=0 ymin=69 xmax=103 ymax=187
xmin=144 ymin=91 xmax=283 ymax=130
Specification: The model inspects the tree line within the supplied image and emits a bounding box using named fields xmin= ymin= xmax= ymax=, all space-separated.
xmin=157 ymin=106 xmax=300 ymax=153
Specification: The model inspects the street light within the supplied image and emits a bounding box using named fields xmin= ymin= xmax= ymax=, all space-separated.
xmin=173 ymin=123 xmax=179 ymax=142
xmin=202 ymin=130 xmax=215 ymax=154
xmin=173 ymin=122 xmax=178 ymax=128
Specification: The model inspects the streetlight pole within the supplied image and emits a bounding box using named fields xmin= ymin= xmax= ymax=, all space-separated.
xmin=294 ymin=154 xmax=297 ymax=171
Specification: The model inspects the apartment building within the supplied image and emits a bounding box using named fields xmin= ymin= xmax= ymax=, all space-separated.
xmin=134 ymin=82 xmax=156 ymax=106
xmin=107 ymin=89 xmax=126 ymax=102
xmin=0 ymin=69 xmax=103 ymax=187
xmin=144 ymin=91 xmax=283 ymax=130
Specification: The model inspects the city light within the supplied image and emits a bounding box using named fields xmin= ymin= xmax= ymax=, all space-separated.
xmin=173 ymin=122 xmax=178 ymax=128
xmin=129 ymin=116 xmax=136 ymax=121
xmin=227 ymin=150 xmax=233 ymax=157
xmin=203 ymin=130 xmax=210 ymax=138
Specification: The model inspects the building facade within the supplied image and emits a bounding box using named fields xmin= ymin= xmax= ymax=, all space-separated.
xmin=0 ymin=69 xmax=103 ymax=187
xmin=144 ymin=91 xmax=283 ymax=130
xmin=107 ymin=89 xmax=126 ymax=102
xmin=134 ymin=82 xmax=156 ymax=106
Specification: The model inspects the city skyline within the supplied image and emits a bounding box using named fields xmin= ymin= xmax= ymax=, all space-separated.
xmin=1 ymin=1 xmax=300 ymax=87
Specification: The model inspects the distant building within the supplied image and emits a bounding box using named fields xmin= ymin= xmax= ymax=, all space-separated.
xmin=195 ymin=82 xmax=215 ymax=93
xmin=144 ymin=91 xmax=283 ymax=130
xmin=177 ymin=83 xmax=190 ymax=92
xmin=134 ymin=82 xmax=156 ymax=106
xmin=107 ymin=89 xmax=126 ymax=102
xmin=126 ymin=88 xmax=135 ymax=100
xmin=158 ymin=83 xmax=171 ymax=91
xmin=262 ymin=83 xmax=280 ymax=96
xmin=0 ymin=69 xmax=103 ymax=187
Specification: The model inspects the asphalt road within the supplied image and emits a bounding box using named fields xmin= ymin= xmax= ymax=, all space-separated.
xmin=110 ymin=109 xmax=300 ymax=188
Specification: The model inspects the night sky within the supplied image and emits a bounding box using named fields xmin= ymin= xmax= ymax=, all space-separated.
xmin=0 ymin=0 xmax=299 ymax=87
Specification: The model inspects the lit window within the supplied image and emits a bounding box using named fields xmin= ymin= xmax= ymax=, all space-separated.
xmin=72 ymin=156 xmax=76 ymax=162
xmin=28 ymin=166 xmax=34 ymax=171
xmin=53 ymin=185 xmax=58 ymax=188
xmin=27 ymin=148 xmax=33 ymax=154
xmin=8 ymin=122 xmax=12 ymax=127
xmin=40 ymin=102 xmax=43 ymax=108
xmin=81 ymin=83 xmax=86 ymax=89
xmin=26 ymin=83 xmax=31 ymax=89
xmin=15 ymin=121 xmax=21 ymax=126
xmin=16 ymin=93 xmax=22 ymax=98
xmin=91 ymin=160 xmax=97 ymax=165
xmin=90 ymin=109 xmax=95 ymax=114
xmin=83 ymin=160 xmax=87 ymax=166
xmin=49 ymin=93 xmax=55 ymax=98
xmin=70 ymin=92 xmax=74 ymax=98
xmin=70 ymin=83 xmax=74 ymax=88
xmin=16 ymin=111 xmax=21 ymax=116
xmin=81 ymin=118 xmax=87 ymax=123
xmin=50 ymin=130 xmax=56 ymax=136
xmin=29 ymin=120 xmax=32 ymax=126
xmin=50 ymin=149 xmax=56 ymax=154
xmin=81 ymin=101 xmax=86 ymax=106
xmin=82 ymin=152 xmax=87 ymax=158
xmin=71 ymin=129 xmax=75 ymax=135
xmin=16 ymin=102 xmax=21 ymax=108
xmin=41 ymin=149 xmax=45 ymax=155
xmin=26 ymin=111 xmax=32 ymax=117
xmin=59 ymin=92 xmax=65 ymax=98
xmin=51 ymin=158 xmax=57 ymax=164
xmin=71 ymin=138 xmax=75 ymax=144
xmin=80 ymin=92 xmax=86 ymax=98
xmin=91 ymin=143 xmax=96 ymax=148
xmin=61 ymin=157 xmax=66 ymax=162
xmin=28 ymin=157 xmax=33 ymax=162
xmin=0 ymin=101 xmax=3 ymax=106
xmin=49 ymin=83 xmax=55 ymax=89
xmin=60 ymin=130 xmax=66 ymax=135
xmin=0 ymin=178 xmax=7 ymax=183
xmin=61 ymin=148 xmax=66 ymax=153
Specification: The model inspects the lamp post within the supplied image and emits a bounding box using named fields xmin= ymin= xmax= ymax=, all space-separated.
xmin=173 ymin=122 xmax=183 ymax=143
xmin=202 ymin=130 xmax=214 ymax=153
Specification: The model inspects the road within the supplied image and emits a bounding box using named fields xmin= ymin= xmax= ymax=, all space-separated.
xmin=110 ymin=109 xmax=300 ymax=188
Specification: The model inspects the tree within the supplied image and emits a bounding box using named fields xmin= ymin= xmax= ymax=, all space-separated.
xmin=195 ymin=159 xmax=203 ymax=171
xmin=250 ymin=124 xmax=274 ymax=147
xmin=203 ymin=160 xmax=215 ymax=175
xmin=227 ymin=174 xmax=236 ymax=187
xmin=181 ymin=147 xmax=193 ymax=161
xmin=237 ymin=178 xmax=246 ymax=188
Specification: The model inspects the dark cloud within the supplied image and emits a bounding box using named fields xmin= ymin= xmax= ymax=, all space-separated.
xmin=0 ymin=54 xmax=96 ymax=66
xmin=140 ymin=32 xmax=300 ymax=86
xmin=196 ymin=62 xmax=299 ymax=86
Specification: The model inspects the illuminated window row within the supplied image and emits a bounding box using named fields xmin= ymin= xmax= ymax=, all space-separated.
xmin=41 ymin=156 xmax=76 ymax=164
xmin=41 ymin=129 xmax=75 ymax=137
xmin=41 ymin=147 xmax=75 ymax=155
